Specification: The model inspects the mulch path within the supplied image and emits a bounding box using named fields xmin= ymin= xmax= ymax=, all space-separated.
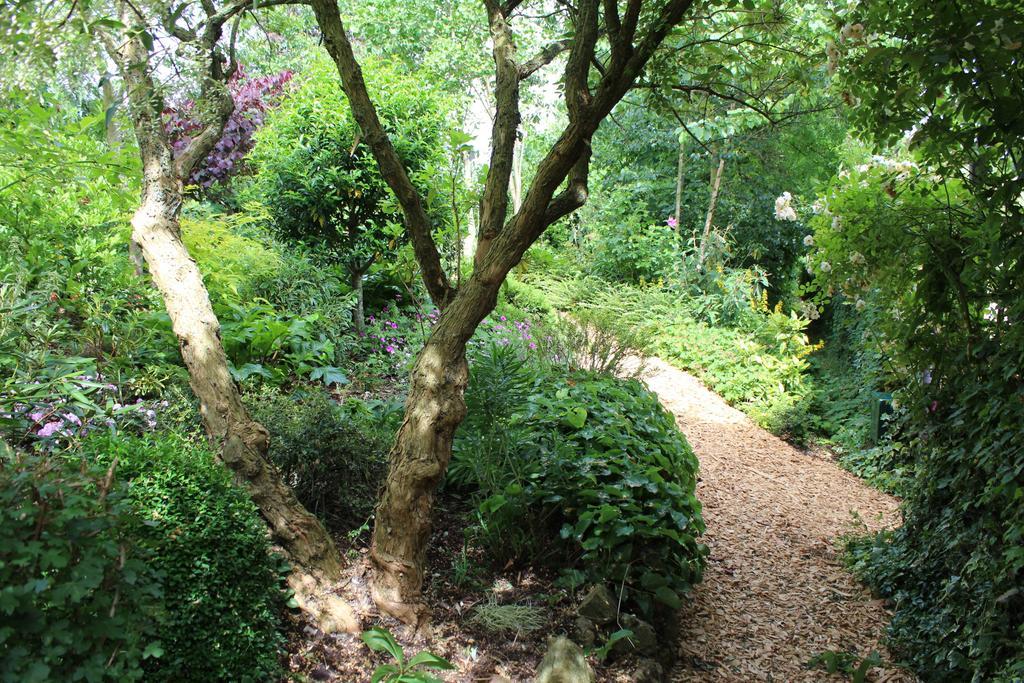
xmin=624 ymin=357 xmax=913 ymax=682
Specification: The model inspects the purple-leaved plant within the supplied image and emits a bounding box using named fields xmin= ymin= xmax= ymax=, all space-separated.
xmin=164 ymin=66 xmax=293 ymax=188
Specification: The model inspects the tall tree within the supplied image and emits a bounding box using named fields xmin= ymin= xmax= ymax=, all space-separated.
xmin=92 ymin=0 xmax=351 ymax=631
xmin=310 ymin=0 xmax=698 ymax=626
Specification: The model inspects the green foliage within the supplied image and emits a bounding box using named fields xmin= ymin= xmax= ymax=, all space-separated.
xmin=452 ymin=342 xmax=707 ymax=619
xmin=249 ymin=55 xmax=449 ymax=276
xmin=0 ymin=447 xmax=160 ymax=682
xmin=586 ymin=204 xmax=682 ymax=284
xmin=80 ymin=434 xmax=287 ymax=682
xmin=361 ymin=627 xmax=454 ymax=683
xmin=532 ymin=276 xmax=819 ymax=437
xmin=245 ymin=386 xmax=389 ymax=531
xmin=180 ymin=212 xmax=281 ymax=305
xmin=806 ymin=650 xmax=883 ymax=682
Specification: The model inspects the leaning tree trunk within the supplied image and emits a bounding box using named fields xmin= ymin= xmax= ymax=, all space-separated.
xmin=130 ymin=169 xmax=341 ymax=577
xmin=697 ymin=155 xmax=726 ymax=270
xmin=104 ymin=0 xmax=354 ymax=635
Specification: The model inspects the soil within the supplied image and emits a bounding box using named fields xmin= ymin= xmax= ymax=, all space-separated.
xmin=284 ymin=357 xmax=913 ymax=682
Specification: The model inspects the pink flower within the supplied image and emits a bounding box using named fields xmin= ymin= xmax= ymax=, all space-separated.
xmin=529 ymin=342 xmax=537 ymax=350
xmin=38 ymin=421 xmax=63 ymax=437
xmin=385 ymin=345 xmax=396 ymax=354
xmin=666 ymin=216 xmax=678 ymax=228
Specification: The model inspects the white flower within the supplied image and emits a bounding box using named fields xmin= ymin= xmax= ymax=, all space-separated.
xmin=820 ymin=261 xmax=832 ymax=273
xmin=803 ymin=234 xmax=815 ymax=247
xmin=774 ymin=192 xmax=798 ymax=221
xmin=855 ymin=298 xmax=866 ymax=311
xmin=832 ymin=215 xmax=843 ymax=232
xmin=849 ymin=251 xmax=865 ymax=265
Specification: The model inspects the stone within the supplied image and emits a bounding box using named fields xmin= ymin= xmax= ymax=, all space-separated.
xmin=577 ymin=584 xmax=617 ymax=624
xmin=535 ymin=637 xmax=594 ymax=683
xmin=611 ymin=614 xmax=658 ymax=656
xmin=633 ymin=658 xmax=665 ymax=683
xmin=573 ymin=616 xmax=597 ymax=649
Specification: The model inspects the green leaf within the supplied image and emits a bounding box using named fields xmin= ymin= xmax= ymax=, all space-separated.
xmin=362 ymin=627 xmax=405 ymax=664
xmin=142 ymin=642 xmax=164 ymax=660
xmin=406 ymin=650 xmax=455 ymax=670
xmin=309 ymin=365 xmax=349 ymax=386
xmin=654 ymin=586 xmax=681 ymax=609
xmin=562 ymin=406 xmax=588 ymax=429
xmin=370 ymin=663 xmax=400 ymax=683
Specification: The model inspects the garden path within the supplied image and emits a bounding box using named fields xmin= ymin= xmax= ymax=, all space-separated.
xmin=622 ymin=357 xmax=912 ymax=682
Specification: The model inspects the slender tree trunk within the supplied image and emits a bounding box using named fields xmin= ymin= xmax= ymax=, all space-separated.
xmin=674 ymin=142 xmax=684 ymax=229
xmin=351 ymin=269 xmax=365 ymax=335
xmin=697 ymin=155 xmax=726 ymax=270
xmin=511 ymin=129 xmax=524 ymax=213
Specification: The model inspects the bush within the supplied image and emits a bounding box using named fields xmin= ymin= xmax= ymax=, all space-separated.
xmin=246 ymin=386 xmax=389 ymax=531
xmin=80 ymin=434 xmax=288 ymax=682
xmin=451 ymin=343 xmax=707 ymax=618
xmin=0 ymin=444 xmax=160 ymax=682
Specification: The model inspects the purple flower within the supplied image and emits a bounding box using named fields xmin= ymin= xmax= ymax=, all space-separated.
xmin=29 ymin=411 xmax=45 ymax=423
xmin=385 ymin=345 xmax=396 ymax=354
xmin=666 ymin=216 xmax=678 ymax=228
xmin=529 ymin=342 xmax=537 ymax=350
xmin=38 ymin=421 xmax=63 ymax=438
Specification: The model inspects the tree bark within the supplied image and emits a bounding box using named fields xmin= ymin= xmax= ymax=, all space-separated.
xmin=311 ymin=0 xmax=698 ymax=626
xmin=697 ymin=155 xmax=725 ymax=270
xmin=108 ymin=0 xmax=344 ymax=584
xmin=350 ymin=268 xmax=365 ymax=335
xmin=674 ymin=142 xmax=684 ymax=229
xmin=370 ymin=279 xmax=496 ymax=627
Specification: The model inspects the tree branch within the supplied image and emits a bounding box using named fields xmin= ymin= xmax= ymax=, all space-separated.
xmin=475 ymin=0 xmax=523 ymax=267
xmin=310 ymin=0 xmax=453 ymax=307
xmin=518 ymin=38 xmax=572 ymax=78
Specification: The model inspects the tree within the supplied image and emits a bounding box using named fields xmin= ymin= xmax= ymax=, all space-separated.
xmin=88 ymin=0 xmax=350 ymax=630
xmin=309 ymin=0 xmax=703 ymax=626
xmin=250 ymin=56 xmax=449 ymax=333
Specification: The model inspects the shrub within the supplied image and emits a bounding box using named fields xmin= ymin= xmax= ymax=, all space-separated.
xmin=246 ymin=386 xmax=389 ymax=531
xmin=451 ymin=343 xmax=707 ymax=618
xmin=180 ymin=212 xmax=282 ymax=305
xmin=0 ymin=444 xmax=160 ymax=683
xmin=80 ymin=433 xmax=288 ymax=682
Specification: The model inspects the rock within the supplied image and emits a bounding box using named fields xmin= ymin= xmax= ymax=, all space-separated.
xmin=611 ymin=614 xmax=658 ymax=656
xmin=633 ymin=658 xmax=664 ymax=683
xmin=489 ymin=676 xmax=512 ymax=683
xmin=577 ymin=584 xmax=617 ymax=624
xmin=573 ymin=616 xmax=597 ymax=649
xmin=535 ymin=637 xmax=594 ymax=683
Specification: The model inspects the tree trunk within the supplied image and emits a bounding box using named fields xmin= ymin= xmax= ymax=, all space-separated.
xmin=351 ymin=268 xmax=365 ymax=335
xmin=105 ymin=0 xmax=354 ymax=634
xmin=674 ymin=142 xmax=684 ymax=229
xmin=369 ymin=280 xmax=495 ymax=627
xmin=697 ymin=155 xmax=726 ymax=270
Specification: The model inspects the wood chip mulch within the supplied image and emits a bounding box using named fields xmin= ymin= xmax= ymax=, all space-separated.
xmin=624 ymin=357 xmax=916 ymax=683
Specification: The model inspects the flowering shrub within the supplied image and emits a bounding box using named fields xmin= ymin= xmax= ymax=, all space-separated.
xmin=1 ymin=360 xmax=170 ymax=451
